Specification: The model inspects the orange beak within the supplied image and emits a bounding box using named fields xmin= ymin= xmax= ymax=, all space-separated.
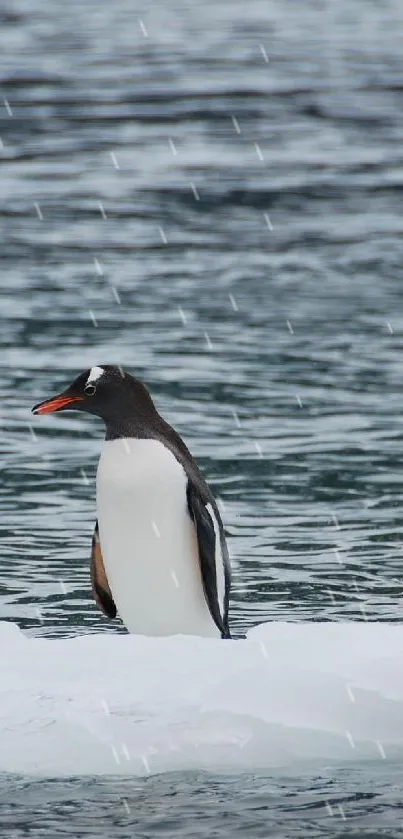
xmin=32 ymin=394 xmax=84 ymax=415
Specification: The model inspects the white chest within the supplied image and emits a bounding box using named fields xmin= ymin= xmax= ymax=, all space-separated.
xmin=96 ymin=438 xmax=219 ymax=638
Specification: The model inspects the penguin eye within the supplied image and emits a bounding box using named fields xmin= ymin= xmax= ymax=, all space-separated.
xmin=84 ymin=383 xmax=97 ymax=397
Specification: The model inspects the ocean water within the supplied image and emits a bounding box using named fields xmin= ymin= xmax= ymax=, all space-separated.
xmin=2 ymin=0 xmax=403 ymax=835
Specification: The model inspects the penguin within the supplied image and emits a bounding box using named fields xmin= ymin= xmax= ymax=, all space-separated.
xmin=32 ymin=365 xmax=231 ymax=638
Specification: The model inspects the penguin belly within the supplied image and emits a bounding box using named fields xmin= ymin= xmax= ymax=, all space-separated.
xmin=96 ymin=437 xmax=220 ymax=638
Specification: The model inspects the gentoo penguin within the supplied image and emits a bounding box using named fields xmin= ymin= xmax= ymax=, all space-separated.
xmin=32 ymin=366 xmax=231 ymax=639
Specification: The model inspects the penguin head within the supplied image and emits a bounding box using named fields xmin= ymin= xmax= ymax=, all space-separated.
xmin=32 ymin=365 xmax=155 ymax=423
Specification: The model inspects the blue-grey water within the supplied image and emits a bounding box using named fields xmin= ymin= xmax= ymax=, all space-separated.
xmin=2 ymin=0 xmax=403 ymax=835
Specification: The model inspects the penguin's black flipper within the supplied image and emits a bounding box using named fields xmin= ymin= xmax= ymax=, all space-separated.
xmin=90 ymin=520 xmax=117 ymax=619
xmin=186 ymin=482 xmax=231 ymax=638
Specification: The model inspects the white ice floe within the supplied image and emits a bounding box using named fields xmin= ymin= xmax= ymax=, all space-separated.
xmin=1 ymin=620 xmax=403 ymax=776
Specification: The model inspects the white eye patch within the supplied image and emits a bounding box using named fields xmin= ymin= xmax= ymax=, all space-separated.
xmin=87 ymin=366 xmax=104 ymax=385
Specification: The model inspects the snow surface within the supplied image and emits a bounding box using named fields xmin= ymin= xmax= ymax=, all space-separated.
xmin=1 ymin=620 xmax=403 ymax=776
